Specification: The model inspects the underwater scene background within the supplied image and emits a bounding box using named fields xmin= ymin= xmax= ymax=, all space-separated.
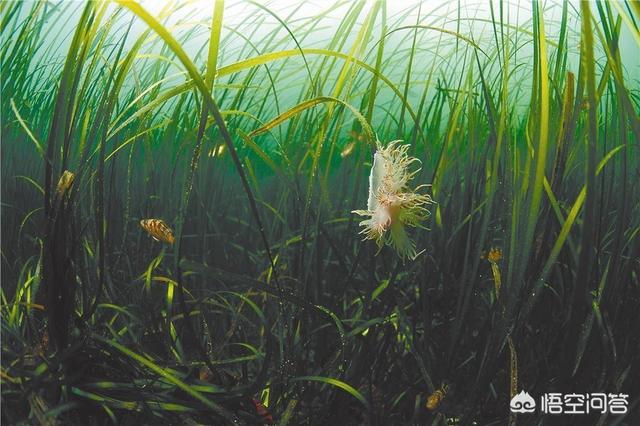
xmin=1 ymin=0 xmax=639 ymax=424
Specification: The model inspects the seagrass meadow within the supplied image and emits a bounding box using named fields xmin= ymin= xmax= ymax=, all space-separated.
xmin=1 ymin=0 xmax=639 ymax=424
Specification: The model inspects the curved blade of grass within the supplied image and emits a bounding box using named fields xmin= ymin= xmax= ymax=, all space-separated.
xmin=290 ymin=375 xmax=369 ymax=409
xmin=610 ymin=0 xmax=640 ymax=46
xmin=9 ymin=98 xmax=43 ymax=157
xmin=249 ymin=95 xmax=374 ymax=146
xmin=248 ymin=0 xmax=316 ymax=95
xmin=15 ymin=175 xmax=44 ymax=194
xmin=109 ymin=48 xmax=425 ymax=144
xmin=379 ymin=25 xmax=488 ymax=58
xmin=114 ymin=0 xmax=282 ymax=295
xmin=71 ymin=387 xmax=197 ymax=412
xmin=521 ymin=144 xmax=625 ymax=319
xmin=237 ymin=129 xmax=287 ymax=180
xmin=93 ymin=334 xmax=238 ymax=420
xmin=218 ymin=48 xmax=424 ymax=138
xmin=511 ymin=0 xmax=550 ymax=300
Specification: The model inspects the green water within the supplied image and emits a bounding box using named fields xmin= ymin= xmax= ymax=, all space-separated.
xmin=1 ymin=1 xmax=639 ymax=424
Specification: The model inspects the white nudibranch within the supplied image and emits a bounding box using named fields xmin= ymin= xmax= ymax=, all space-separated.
xmin=352 ymin=140 xmax=433 ymax=259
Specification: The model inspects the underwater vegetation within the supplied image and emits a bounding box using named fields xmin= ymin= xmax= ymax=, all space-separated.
xmin=1 ymin=0 xmax=639 ymax=424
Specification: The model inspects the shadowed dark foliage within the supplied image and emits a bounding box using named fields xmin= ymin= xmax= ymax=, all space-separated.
xmin=2 ymin=1 xmax=639 ymax=425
